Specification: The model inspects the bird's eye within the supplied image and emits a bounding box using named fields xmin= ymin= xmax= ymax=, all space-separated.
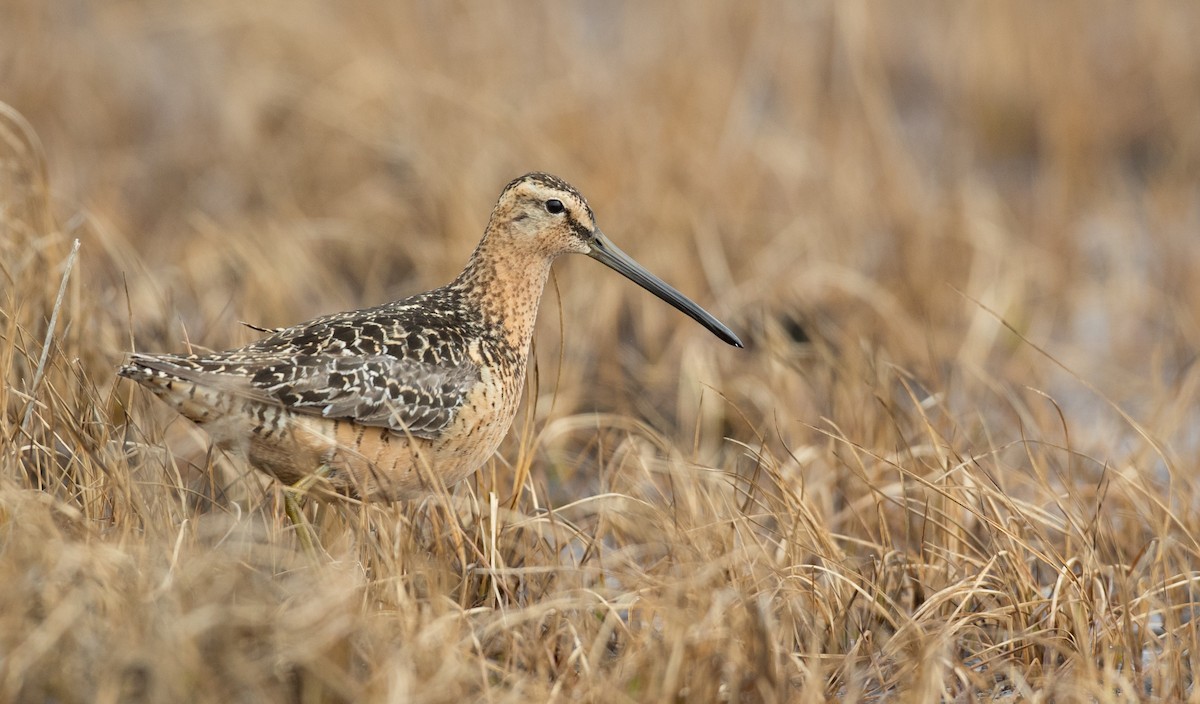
xmin=545 ymin=199 xmax=565 ymax=215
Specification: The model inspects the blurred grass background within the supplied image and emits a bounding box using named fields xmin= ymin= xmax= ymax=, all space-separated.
xmin=3 ymin=1 xmax=1200 ymax=701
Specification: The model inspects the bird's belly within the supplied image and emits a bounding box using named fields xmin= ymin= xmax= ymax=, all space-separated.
xmin=433 ymin=373 xmax=520 ymax=480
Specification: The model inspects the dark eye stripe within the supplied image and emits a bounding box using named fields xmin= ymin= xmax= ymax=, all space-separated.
xmin=572 ymin=222 xmax=594 ymax=240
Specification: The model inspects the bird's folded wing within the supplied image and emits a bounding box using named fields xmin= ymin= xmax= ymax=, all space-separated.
xmin=253 ymin=354 xmax=481 ymax=439
xmin=126 ymin=352 xmax=480 ymax=440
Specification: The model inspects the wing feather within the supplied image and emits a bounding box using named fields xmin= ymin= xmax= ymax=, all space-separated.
xmin=124 ymin=350 xmax=480 ymax=440
xmin=253 ymin=353 xmax=479 ymax=438
xmin=122 ymin=290 xmax=488 ymax=440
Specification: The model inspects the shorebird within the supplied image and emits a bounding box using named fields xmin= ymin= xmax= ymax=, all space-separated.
xmin=119 ymin=172 xmax=742 ymax=504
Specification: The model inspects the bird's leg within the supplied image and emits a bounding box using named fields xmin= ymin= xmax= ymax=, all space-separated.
xmin=283 ymin=464 xmax=333 ymax=559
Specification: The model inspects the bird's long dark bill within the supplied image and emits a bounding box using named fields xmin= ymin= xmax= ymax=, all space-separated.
xmin=587 ymin=230 xmax=744 ymax=348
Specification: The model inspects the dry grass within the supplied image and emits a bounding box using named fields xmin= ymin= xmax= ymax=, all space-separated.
xmin=3 ymin=1 xmax=1200 ymax=701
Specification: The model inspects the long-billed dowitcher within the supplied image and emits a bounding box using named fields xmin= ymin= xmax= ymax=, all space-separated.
xmin=119 ymin=172 xmax=742 ymax=502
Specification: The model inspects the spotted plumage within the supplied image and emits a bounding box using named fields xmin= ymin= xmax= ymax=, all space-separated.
xmin=120 ymin=172 xmax=742 ymax=502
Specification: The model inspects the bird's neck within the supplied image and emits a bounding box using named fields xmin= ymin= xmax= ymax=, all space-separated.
xmin=453 ymin=237 xmax=554 ymax=353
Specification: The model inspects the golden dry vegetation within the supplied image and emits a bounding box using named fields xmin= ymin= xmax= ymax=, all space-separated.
xmin=3 ymin=2 xmax=1200 ymax=701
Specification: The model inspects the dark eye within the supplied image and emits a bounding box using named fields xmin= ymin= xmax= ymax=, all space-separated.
xmin=545 ymin=199 xmax=565 ymax=214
